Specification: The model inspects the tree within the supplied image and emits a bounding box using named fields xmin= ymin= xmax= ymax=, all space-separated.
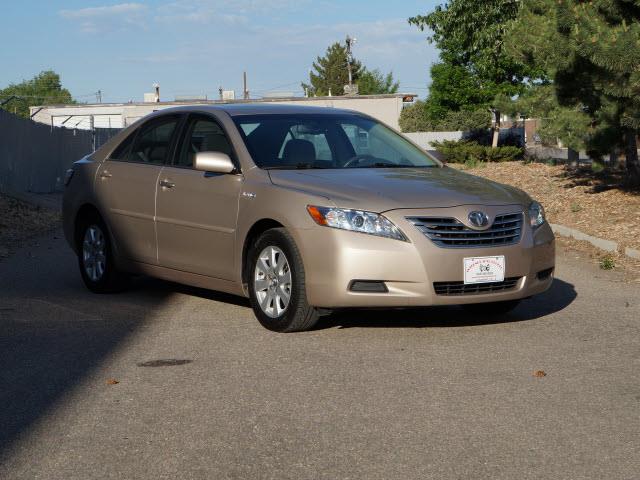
xmin=357 ymin=68 xmax=399 ymax=95
xmin=409 ymin=0 xmax=544 ymax=99
xmin=302 ymin=42 xmax=362 ymax=96
xmin=0 ymin=71 xmax=74 ymax=118
xmin=506 ymin=0 xmax=640 ymax=185
xmin=422 ymin=62 xmax=495 ymax=121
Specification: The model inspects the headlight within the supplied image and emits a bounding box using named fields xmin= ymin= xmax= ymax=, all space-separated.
xmin=307 ymin=205 xmax=408 ymax=241
xmin=529 ymin=201 xmax=546 ymax=228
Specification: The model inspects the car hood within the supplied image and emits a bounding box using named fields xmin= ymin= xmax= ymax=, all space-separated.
xmin=268 ymin=167 xmax=530 ymax=212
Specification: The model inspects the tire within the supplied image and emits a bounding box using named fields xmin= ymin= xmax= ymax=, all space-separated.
xmin=77 ymin=214 xmax=128 ymax=293
xmin=248 ymin=228 xmax=319 ymax=333
xmin=462 ymin=299 xmax=521 ymax=316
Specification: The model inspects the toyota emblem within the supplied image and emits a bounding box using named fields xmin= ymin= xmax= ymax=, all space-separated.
xmin=468 ymin=211 xmax=489 ymax=228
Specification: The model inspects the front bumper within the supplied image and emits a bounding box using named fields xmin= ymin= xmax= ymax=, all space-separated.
xmin=292 ymin=205 xmax=555 ymax=308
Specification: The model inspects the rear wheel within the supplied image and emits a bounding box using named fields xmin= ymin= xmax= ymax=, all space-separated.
xmin=77 ymin=215 xmax=128 ymax=293
xmin=248 ymin=228 xmax=319 ymax=333
xmin=462 ymin=299 xmax=521 ymax=316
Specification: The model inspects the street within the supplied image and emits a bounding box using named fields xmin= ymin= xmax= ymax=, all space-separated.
xmin=0 ymin=229 xmax=638 ymax=479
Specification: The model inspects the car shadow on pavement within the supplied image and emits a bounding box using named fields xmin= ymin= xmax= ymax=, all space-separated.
xmin=318 ymin=279 xmax=577 ymax=330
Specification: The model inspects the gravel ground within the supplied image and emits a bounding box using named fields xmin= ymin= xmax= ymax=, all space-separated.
xmin=0 ymin=194 xmax=61 ymax=260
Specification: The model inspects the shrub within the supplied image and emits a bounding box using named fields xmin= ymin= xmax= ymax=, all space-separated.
xmin=431 ymin=140 xmax=523 ymax=164
xmin=437 ymin=109 xmax=492 ymax=132
xmin=399 ymin=101 xmax=433 ymax=133
xmin=400 ymin=104 xmax=491 ymax=133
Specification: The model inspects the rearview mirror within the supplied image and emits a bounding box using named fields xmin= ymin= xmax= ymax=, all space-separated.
xmin=194 ymin=151 xmax=235 ymax=174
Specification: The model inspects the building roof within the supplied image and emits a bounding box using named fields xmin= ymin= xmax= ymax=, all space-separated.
xmin=159 ymin=103 xmax=368 ymax=117
xmin=30 ymin=93 xmax=417 ymax=110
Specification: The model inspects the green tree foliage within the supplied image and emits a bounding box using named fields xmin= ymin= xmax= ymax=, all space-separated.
xmin=410 ymin=0 xmax=543 ymax=114
xmin=422 ymin=62 xmax=495 ymax=121
xmin=302 ymin=42 xmax=362 ymax=97
xmin=431 ymin=140 xmax=523 ymax=164
xmin=0 ymin=71 xmax=74 ymax=118
xmin=357 ymin=68 xmax=399 ymax=95
xmin=506 ymin=0 xmax=640 ymax=185
xmin=399 ymin=101 xmax=434 ymax=132
xmin=400 ymin=101 xmax=490 ymax=133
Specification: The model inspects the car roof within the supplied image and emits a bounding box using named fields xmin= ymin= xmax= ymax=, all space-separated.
xmin=153 ymin=103 xmax=363 ymax=117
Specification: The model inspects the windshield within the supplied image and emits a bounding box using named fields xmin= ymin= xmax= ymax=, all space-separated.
xmin=233 ymin=113 xmax=440 ymax=170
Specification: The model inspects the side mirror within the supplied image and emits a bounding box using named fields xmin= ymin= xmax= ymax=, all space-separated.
xmin=194 ymin=151 xmax=235 ymax=174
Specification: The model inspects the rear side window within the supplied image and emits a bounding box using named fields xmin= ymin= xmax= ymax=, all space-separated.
xmin=126 ymin=116 xmax=180 ymax=165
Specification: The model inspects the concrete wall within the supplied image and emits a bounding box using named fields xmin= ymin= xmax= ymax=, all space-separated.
xmin=0 ymin=110 xmax=99 ymax=194
xmin=403 ymin=131 xmax=465 ymax=150
xmin=30 ymin=94 xmax=412 ymax=132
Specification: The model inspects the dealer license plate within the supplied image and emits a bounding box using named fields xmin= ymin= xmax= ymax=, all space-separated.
xmin=464 ymin=256 xmax=506 ymax=284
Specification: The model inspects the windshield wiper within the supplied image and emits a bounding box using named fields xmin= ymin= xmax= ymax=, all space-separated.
xmin=356 ymin=163 xmax=417 ymax=169
xmin=265 ymin=163 xmax=320 ymax=170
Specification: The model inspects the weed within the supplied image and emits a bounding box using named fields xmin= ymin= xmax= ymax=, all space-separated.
xmin=600 ymin=255 xmax=615 ymax=270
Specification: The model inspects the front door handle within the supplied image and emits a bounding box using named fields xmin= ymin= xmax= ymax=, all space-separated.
xmin=160 ymin=179 xmax=176 ymax=189
xmin=100 ymin=170 xmax=112 ymax=179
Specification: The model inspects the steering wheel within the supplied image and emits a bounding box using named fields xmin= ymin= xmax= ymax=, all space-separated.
xmin=342 ymin=154 xmax=377 ymax=168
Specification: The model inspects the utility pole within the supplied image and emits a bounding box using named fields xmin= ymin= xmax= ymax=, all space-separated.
xmin=344 ymin=35 xmax=358 ymax=95
xmin=243 ymin=71 xmax=249 ymax=100
xmin=346 ymin=35 xmax=356 ymax=88
xmin=219 ymin=86 xmax=224 ymax=101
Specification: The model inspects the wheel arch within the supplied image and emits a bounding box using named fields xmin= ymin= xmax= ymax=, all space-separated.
xmin=241 ymin=218 xmax=285 ymax=287
xmin=73 ymin=203 xmax=104 ymax=251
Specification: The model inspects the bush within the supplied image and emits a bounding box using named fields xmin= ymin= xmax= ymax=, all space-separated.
xmin=399 ymin=101 xmax=433 ymax=133
xmin=438 ymin=109 xmax=492 ymax=132
xmin=431 ymin=140 xmax=523 ymax=164
xmin=400 ymin=104 xmax=491 ymax=133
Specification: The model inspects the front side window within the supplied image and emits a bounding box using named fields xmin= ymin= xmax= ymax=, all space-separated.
xmin=109 ymin=131 xmax=136 ymax=160
xmin=175 ymin=116 xmax=232 ymax=168
xmin=233 ymin=114 xmax=439 ymax=170
xmin=126 ymin=116 xmax=179 ymax=165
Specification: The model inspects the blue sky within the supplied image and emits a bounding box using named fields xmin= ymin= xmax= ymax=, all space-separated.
xmin=0 ymin=1 xmax=441 ymax=103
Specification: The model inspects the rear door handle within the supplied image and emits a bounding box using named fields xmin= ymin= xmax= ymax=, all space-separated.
xmin=160 ymin=179 xmax=176 ymax=189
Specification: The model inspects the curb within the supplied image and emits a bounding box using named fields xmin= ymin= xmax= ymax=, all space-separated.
xmin=550 ymin=223 xmax=639 ymax=260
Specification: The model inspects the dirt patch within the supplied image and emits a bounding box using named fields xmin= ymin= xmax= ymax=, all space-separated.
xmin=0 ymin=194 xmax=60 ymax=260
xmin=556 ymin=237 xmax=640 ymax=283
xmin=453 ymin=161 xmax=640 ymax=251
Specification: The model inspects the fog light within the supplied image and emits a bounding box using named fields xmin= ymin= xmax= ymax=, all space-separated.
xmin=349 ymin=280 xmax=388 ymax=293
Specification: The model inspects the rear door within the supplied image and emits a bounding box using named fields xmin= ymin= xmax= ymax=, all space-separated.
xmin=155 ymin=113 xmax=243 ymax=280
xmin=94 ymin=114 xmax=181 ymax=264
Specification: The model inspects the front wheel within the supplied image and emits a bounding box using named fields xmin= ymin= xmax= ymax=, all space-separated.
xmin=248 ymin=228 xmax=319 ymax=333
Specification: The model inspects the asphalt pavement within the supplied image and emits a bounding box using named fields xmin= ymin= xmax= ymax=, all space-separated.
xmin=0 ymin=229 xmax=638 ymax=479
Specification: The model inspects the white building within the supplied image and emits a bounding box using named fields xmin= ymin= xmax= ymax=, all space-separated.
xmin=29 ymin=94 xmax=417 ymax=132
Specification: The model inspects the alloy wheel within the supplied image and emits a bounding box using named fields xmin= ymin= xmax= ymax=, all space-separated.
xmin=82 ymin=225 xmax=106 ymax=282
xmin=253 ymin=246 xmax=292 ymax=318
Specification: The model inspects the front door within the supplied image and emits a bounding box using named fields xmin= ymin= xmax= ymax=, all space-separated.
xmin=156 ymin=114 xmax=242 ymax=280
xmin=94 ymin=115 xmax=181 ymax=265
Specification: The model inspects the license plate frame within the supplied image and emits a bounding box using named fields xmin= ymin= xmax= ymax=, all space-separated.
xmin=463 ymin=256 xmax=506 ymax=285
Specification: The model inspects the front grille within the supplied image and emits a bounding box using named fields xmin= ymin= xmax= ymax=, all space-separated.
xmin=407 ymin=213 xmax=523 ymax=248
xmin=434 ymin=277 xmax=521 ymax=296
